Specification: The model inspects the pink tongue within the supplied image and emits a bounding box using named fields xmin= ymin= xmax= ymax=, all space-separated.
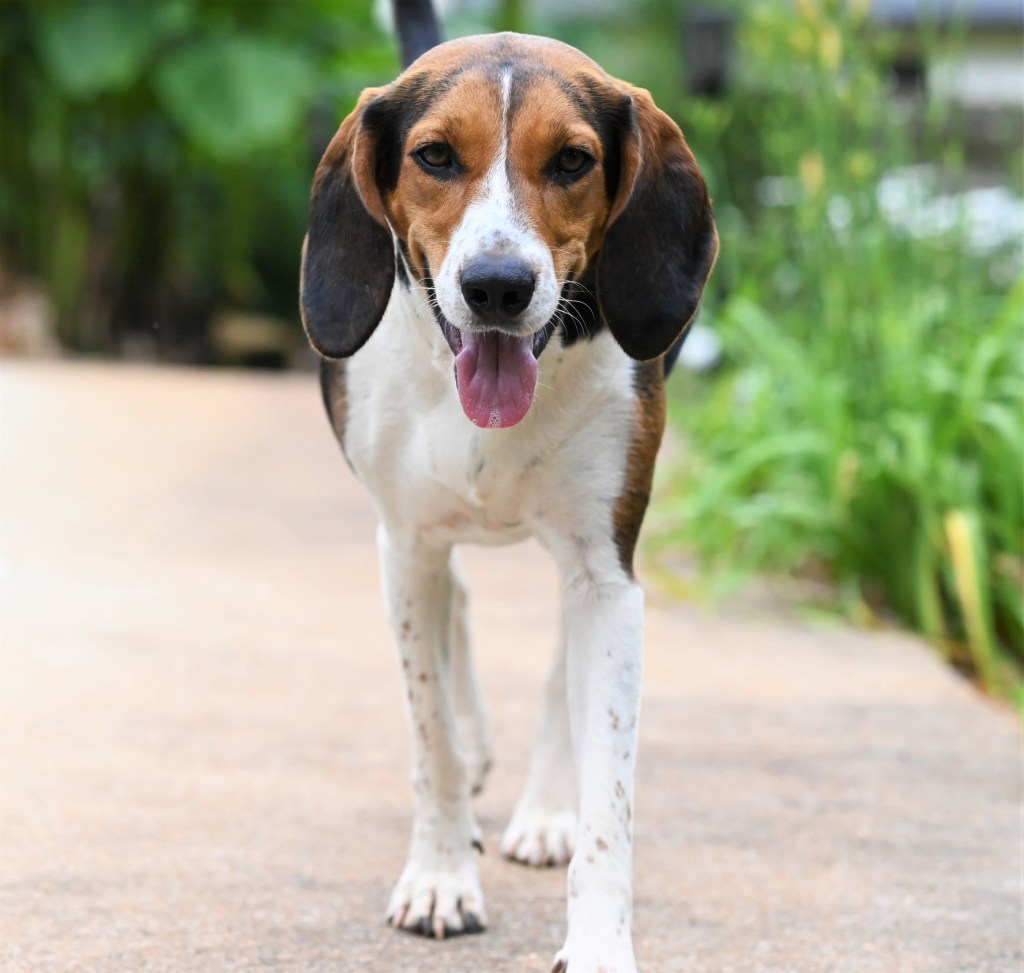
xmin=455 ymin=331 xmax=538 ymax=428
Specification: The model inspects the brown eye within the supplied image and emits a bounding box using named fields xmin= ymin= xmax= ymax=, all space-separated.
xmin=556 ymin=147 xmax=591 ymax=175
xmin=416 ymin=142 xmax=453 ymax=168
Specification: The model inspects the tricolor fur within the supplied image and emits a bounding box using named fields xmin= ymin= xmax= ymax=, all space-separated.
xmin=300 ymin=28 xmax=716 ymax=973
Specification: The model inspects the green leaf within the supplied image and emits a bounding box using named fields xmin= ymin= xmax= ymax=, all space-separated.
xmin=154 ymin=35 xmax=316 ymax=159
xmin=945 ymin=509 xmax=1002 ymax=691
xmin=37 ymin=3 xmax=191 ymax=98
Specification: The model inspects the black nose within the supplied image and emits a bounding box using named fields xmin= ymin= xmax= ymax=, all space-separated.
xmin=460 ymin=255 xmax=536 ymax=321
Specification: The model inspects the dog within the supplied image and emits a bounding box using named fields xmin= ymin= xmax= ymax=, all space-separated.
xmin=299 ymin=1 xmax=717 ymax=969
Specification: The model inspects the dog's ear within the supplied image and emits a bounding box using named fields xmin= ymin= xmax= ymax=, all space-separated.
xmin=300 ymin=88 xmax=398 ymax=359
xmin=597 ymin=86 xmax=718 ymax=361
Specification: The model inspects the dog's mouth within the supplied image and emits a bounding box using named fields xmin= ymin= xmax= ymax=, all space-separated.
xmin=414 ymin=261 xmax=562 ymax=429
xmin=441 ymin=320 xmax=557 ymax=429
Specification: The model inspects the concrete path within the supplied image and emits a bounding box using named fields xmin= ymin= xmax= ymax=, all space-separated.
xmin=1 ymin=361 xmax=1019 ymax=973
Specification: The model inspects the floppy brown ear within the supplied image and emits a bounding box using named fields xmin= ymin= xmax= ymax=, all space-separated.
xmin=597 ymin=86 xmax=718 ymax=361
xmin=300 ymin=89 xmax=396 ymax=359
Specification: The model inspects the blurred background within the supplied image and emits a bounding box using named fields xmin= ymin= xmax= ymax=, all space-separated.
xmin=0 ymin=0 xmax=1020 ymax=697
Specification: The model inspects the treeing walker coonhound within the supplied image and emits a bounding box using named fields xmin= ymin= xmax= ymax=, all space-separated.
xmin=299 ymin=3 xmax=717 ymax=969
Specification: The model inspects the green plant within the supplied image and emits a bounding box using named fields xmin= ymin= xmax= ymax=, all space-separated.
xmin=0 ymin=0 xmax=395 ymax=355
xmin=655 ymin=1 xmax=1023 ymax=693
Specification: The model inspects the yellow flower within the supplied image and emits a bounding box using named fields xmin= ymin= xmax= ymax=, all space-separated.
xmin=819 ymin=22 xmax=843 ymax=70
xmin=799 ymin=152 xmax=826 ymax=199
xmin=795 ymin=0 xmax=820 ymax=22
xmin=790 ymin=24 xmax=814 ymax=55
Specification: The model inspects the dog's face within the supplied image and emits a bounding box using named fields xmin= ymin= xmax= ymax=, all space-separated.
xmin=301 ymin=33 xmax=717 ymax=428
xmin=389 ymin=62 xmax=611 ymax=339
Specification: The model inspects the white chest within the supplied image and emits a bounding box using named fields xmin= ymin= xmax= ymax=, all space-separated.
xmin=340 ymin=286 xmax=636 ymax=549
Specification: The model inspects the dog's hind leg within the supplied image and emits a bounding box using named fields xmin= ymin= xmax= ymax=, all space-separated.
xmin=449 ymin=560 xmax=495 ymax=798
xmin=377 ymin=527 xmax=487 ymax=939
xmin=500 ymin=611 xmax=578 ymax=867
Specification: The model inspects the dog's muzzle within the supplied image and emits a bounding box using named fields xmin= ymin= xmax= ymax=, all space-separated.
xmin=437 ymin=253 xmax=542 ymax=430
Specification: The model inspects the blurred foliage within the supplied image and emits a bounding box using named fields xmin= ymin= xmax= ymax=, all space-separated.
xmin=653 ymin=0 xmax=1023 ymax=695
xmin=0 ymin=0 xmax=396 ymax=356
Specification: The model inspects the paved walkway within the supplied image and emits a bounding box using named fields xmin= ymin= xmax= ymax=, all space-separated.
xmin=1 ymin=361 xmax=1019 ymax=973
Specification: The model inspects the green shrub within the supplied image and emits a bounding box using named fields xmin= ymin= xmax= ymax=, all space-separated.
xmin=656 ymin=1 xmax=1023 ymax=693
xmin=0 ymin=0 xmax=395 ymax=355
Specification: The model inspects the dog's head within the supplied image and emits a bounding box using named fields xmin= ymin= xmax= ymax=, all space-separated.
xmin=300 ymin=33 xmax=717 ymax=428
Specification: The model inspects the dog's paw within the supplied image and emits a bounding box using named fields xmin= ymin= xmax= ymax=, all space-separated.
xmin=551 ymin=938 xmax=637 ymax=973
xmin=385 ymin=856 xmax=487 ymax=939
xmin=501 ymin=805 xmax=576 ymax=867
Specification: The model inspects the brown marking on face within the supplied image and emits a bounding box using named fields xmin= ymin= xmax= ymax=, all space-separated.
xmin=506 ymin=73 xmax=613 ymax=281
xmin=373 ymin=34 xmax=628 ymax=285
xmin=386 ymin=73 xmax=502 ymax=279
xmin=613 ymin=360 xmax=667 ymax=575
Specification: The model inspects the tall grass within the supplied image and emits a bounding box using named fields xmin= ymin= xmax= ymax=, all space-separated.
xmin=657 ymin=1 xmax=1023 ymax=694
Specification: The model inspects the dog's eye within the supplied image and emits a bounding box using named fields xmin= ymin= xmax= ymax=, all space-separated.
xmin=416 ymin=142 xmax=454 ymax=169
xmin=555 ymin=147 xmax=591 ymax=175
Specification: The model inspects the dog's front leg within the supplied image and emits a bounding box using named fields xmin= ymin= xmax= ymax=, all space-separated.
xmin=554 ymin=577 xmax=643 ymax=973
xmin=377 ymin=527 xmax=486 ymax=939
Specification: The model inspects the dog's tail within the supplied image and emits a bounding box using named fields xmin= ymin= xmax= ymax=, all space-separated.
xmin=394 ymin=0 xmax=442 ymax=68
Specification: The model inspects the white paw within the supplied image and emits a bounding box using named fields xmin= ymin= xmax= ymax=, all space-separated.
xmin=552 ymin=937 xmax=637 ymax=973
xmin=553 ymin=900 xmax=637 ymax=973
xmin=386 ymin=852 xmax=487 ymax=939
xmin=501 ymin=804 xmax=577 ymax=867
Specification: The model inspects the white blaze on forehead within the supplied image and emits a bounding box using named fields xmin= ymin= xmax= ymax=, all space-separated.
xmin=467 ymin=68 xmax=517 ymax=249
xmin=434 ymin=68 xmax=561 ymax=336
xmin=499 ymin=67 xmax=512 ymax=167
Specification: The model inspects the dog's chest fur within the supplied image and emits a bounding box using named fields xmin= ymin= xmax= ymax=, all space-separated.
xmin=326 ymin=286 xmax=638 ymax=553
